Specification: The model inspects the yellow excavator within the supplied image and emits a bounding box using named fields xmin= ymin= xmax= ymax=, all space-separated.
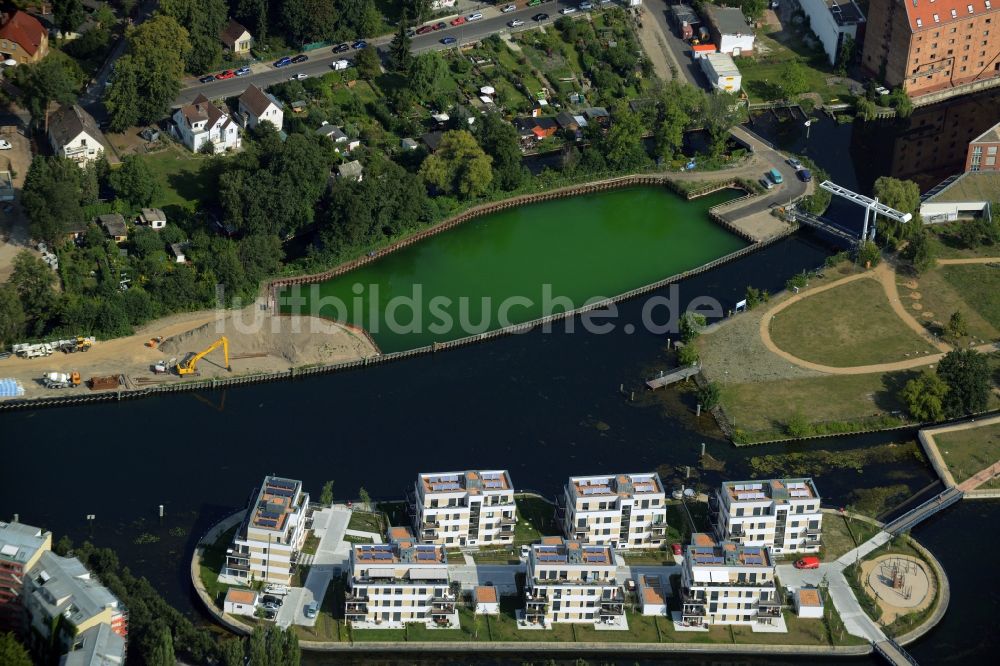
xmin=175 ymin=336 xmax=231 ymax=376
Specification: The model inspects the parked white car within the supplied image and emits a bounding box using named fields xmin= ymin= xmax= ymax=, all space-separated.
xmin=501 ymin=4 xmax=517 ymax=12
xmin=560 ymin=7 xmax=577 ymax=14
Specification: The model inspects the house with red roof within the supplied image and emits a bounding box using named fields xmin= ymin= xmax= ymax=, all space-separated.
xmin=0 ymin=10 xmax=49 ymax=65
xmin=862 ymin=0 xmax=999 ymax=98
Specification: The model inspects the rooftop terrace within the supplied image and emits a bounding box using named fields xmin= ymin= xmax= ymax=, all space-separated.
xmin=249 ymin=476 xmax=303 ymax=532
xmin=687 ymin=534 xmax=772 ymax=568
xmin=532 ymin=537 xmax=615 ymax=566
xmin=419 ymin=470 xmax=512 ymax=495
xmin=722 ymin=478 xmax=819 ymax=503
xmin=569 ymin=473 xmax=664 ymax=499
xmin=354 ymin=542 xmax=446 ymax=565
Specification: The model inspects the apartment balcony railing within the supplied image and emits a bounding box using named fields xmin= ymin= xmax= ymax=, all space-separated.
xmin=499 ymin=516 xmax=516 ymax=525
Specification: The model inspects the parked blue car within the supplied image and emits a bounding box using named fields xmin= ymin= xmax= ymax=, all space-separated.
xmin=352 ymin=40 xmax=368 ymax=50
xmin=273 ymin=57 xmax=292 ymax=68
xmin=441 ymin=36 xmax=457 ymax=45
xmin=798 ymin=169 xmax=813 ymax=182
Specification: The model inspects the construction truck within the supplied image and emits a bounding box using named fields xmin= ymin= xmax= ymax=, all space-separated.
xmin=13 ymin=343 xmax=54 ymax=359
xmin=43 ymin=371 xmax=81 ymax=389
xmin=175 ymin=337 xmax=231 ymax=376
xmin=54 ymin=337 xmax=94 ymax=354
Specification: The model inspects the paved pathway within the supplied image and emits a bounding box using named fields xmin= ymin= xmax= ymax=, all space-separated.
xmin=277 ymin=506 xmax=350 ymax=628
xmin=921 ymin=413 xmax=1000 ymax=491
xmin=777 ymin=530 xmax=893 ymax=644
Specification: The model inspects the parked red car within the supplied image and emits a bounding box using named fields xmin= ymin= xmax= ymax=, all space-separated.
xmin=416 ymin=25 xmax=434 ymax=35
xmin=215 ymin=70 xmax=235 ymax=80
xmin=794 ymin=556 xmax=821 ymax=570
xmin=671 ymin=543 xmax=682 ymax=556
xmin=450 ymin=16 xmax=467 ymax=26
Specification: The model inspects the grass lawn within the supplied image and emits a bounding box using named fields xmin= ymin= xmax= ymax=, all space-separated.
xmin=575 ymin=612 xmax=662 ymax=642
xmin=935 ymin=421 xmax=1000 ymax=484
xmin=621 ymin=550 xmax=674 ymax=565
xmin=135 ymin=145 xmax=214 ymax=210
xmin=343 ymin=534 xmax=375 ymax=544
xmin=940 ymin=264 xmax=1000 ymax=331
xmin=301 ymin=533 xmax=320 ymax=555
xmin=738 ymin=33 xmax=853 ymax=104
xmin=199 ymin=525 xmax=237 ymax=608
xmin=906 ymin=266 xmax=999 ymax=340
xmin=721 ymin=371 xmax=910 ymax=438
xmin=291 ymin=578 xmax=344 ymax=642
xmin=471 ymin=547 xmax=520 ymax=564
xmin=769 ymin=278 xmax=938 ymax=367
xmin=514 ymin=494 xmax=560 ymax=544
xmin=821 ymin=514 xmax=881 ymax=561
xmin=347 ymin=510 xmax=382 ymax=535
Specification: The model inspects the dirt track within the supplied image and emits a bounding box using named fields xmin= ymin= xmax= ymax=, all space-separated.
xmin=0 ymin=308 xmax=377 ymax=400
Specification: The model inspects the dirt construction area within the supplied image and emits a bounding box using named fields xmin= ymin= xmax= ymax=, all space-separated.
xmin=0 ymin=308 xmax=378 ymax=400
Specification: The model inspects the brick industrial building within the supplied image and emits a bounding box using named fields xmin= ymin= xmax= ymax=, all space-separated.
xmin=862 ymin=0 xmax=999 ymax=97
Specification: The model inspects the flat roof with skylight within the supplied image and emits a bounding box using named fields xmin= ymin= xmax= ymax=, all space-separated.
xmin=722 ymin=478 xmax=819 ymax=503
xmin=568 ymin=473 xmax=664 ymax=499
xmin=419 ymin=470 xmax=512 ymax=495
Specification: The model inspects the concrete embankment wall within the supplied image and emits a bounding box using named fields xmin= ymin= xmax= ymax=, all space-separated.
xmin=1 ymin=178 xmax=787 ymax=412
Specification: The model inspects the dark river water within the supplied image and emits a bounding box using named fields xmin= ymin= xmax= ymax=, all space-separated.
xmin=3 ymin=94 xmax=999 ymax=662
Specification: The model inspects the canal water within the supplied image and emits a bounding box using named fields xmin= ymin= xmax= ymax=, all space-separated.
xmin=291 ymin=187 xmax=746 ymax=352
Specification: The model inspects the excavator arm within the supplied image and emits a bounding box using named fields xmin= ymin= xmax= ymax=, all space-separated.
xmin=175 ymin=336 xmax=231 ymax=376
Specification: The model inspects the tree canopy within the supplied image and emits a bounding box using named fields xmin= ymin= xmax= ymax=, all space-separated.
xmin=160 ymin=0 xmax=228 ymax=74
xmin=419 ymin=130 xmax=493 ymax=199
xmin=10 ymin=52 xmax=85 ymax=125
xmin=106 ymin=15 xmax=191 ymax=131
xmin=110 ymin=155 xmax=162 ymax=210
xmin=477 ymin=112 xmax=525 ymax=191
xmin=900 ymin=370 xmax=949 ymax=422
xmin=22 ymin=156 xmax=98 ymax=244
xmin=937 ymin=349 xmax=991 ymax=417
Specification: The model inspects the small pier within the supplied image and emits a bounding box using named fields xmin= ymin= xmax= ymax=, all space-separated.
xmin=874 ymin=638 xmax=920 ymax=666
xmin=645 ymin=365 xmax=700 ymax=390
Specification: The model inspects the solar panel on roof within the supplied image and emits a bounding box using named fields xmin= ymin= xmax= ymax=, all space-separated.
xmin=417 ymin=552 xmax=436 ymax=560
xmin=268 ymin=479 xmax=296 ymax=489
xmin=256 ymin=519 xmax=277 ymax=527
xmin=484 ymin=480 xmax=503 ymax=488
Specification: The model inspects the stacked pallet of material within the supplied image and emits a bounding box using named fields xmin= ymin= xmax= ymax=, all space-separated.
xmin=0 ymin=378 xmax=25 ymax=397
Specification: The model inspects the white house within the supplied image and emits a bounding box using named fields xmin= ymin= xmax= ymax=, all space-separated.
xmin=169 ymin=242 xmax=188 ymax=264
xmin=172 ymin=94 xmax=241 ymax=154
xmin=474 ymin=586 xmax=500 ymax=615
xmin=637 ymin=574 xmax=668 ymax=616
xmin=223 ymin=588 xmax=259 ymax=617
xmin=431 ymin=0 xmax=457 ymax=9
xmin=220 ymin=18 xmax=253 ymax=55
xmin=47 ymin=104 xmax=105 ymax=166
xmin=704 ymin=6 xmax=755 ymax=56
xmin=793 ymin=587 xmax=824 ymax=618
xmin=798 ymin=0 xmax=865 ymax=65
xmin=139 ymin=208 xmax=167 ymax=229
xmin=238 ymin=84 xmax=283 ymax=132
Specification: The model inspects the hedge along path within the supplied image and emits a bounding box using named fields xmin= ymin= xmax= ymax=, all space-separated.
xmin=757 ymin=262 xmax=983 ymax=376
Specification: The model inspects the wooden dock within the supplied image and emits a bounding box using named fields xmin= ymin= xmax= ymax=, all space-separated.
xmin=646 ymin=365 xmax=700 ymax=389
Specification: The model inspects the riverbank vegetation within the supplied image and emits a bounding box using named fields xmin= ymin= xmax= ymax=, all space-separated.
xmin=748 ymin=441 xmax=921 ymax=477
xmin=0 ymin=7 xmax=756 ymax=350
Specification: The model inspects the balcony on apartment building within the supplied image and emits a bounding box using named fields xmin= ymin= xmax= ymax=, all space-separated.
xmin=755 ymin=598 xmax=782 ymax=619
xmin=599 ymin=590 xmax=626 ymax=616
xmin=803 ymin=528 xmax=822 ymax=547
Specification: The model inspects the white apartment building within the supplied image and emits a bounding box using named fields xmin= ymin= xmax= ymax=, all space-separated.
xmin=712 ymin=478 xmax=822 ymax=555
xmin=411 ymin=470 xmax=516 ymax=547
xmin=561 ymin=473 xmax=668 ymax=549
xmin=680 ymin=533 xmax=780 ymax=626
xmin=345 ymin=529 xmax=457 ymax=628
xmin=222 ymin=476 xmax=309 ymax=586
xmin=523 ymin=536 xmax=625 ymax=627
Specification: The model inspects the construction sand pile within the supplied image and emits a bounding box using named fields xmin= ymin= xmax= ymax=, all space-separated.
xmin=158 ymin=314 xmax=377 ymax=368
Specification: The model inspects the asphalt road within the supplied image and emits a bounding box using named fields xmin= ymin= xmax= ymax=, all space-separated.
xmin=174 ymin=0 xmax=592 ymax=105
xmin=643 ymin=0 xmax=706 ymax=89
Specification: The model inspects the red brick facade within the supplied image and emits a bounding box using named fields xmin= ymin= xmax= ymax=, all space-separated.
xmin=862 ymin=0 xmax=1000 ymax=97
xmin=966 ymin=121 xmax=1000 ymax=170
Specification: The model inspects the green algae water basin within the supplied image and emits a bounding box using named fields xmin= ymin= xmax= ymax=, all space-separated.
xmin=290 ymin=186 xmax=746 ymax=352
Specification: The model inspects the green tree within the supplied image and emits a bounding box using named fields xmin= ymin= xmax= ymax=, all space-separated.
xmin=856 ymin=239 xmax=881 ymax=267
xmin=356 ymin=0 xmax=383 ymax=36
xmin=248 ymin=626 xmax=267 ymax=666
xmin=0 ymin=284 xmax=26 ymax=349
xmin=702 ymin=92 xmax=743 ymax=157
xmin=900 ymin=371 xmax=949 ymax=421
xmin=419 ymin=130 xmax=493 ymax=198
xmin=11 ymin=53 xmax=84 ymax=125
xmin=53 ymin=0 xmax=86 ymax=35
xmin=836 ymin=35 xmax=856 ymax=76
xmin=358 ymin=487 xmax=372 ymax=512
xmin=679 ymin=312 xmax=707 ymax=343
xmin=856 ymin=97 xmax=877 ymax=121
xmin=220 ymin=638 xmax=245 ymax=666
xmin=320 ymin=480 xmax=335 ymax=505
xmin=236 ymin=0 xmax=269 ymax=42
xmin=9 ymin=250 xmax=57 ymax=335
xmin=778 ymin=61 xmax=809 ymax=99
xmin=407 ymin=51 xmax=445 ymax=95
xmin=354 ymin=45 xmax=381 ymax=79
xmin=0 ymin=633 xmax=32 ymax=666
xmin=902 ymin=226 xmax=935 ymax=273
xmin=677 ymin=343 xmax=699 ymax=366
xmin=872 ymin=176 xmax=921 ymax=242
xmin=477 ymin=112 xmax=524 ymax=191
xmin=389 ymin=13 xmax=413 ymax=73
xmin=22 ymin=156 xmax=94 ymax=244
xmin=947 ymin=310 xmax=969 ymax=339
xmin=654 ymin=96 xmax=691 ymax=161
xmin=741 ymin=0 xmax=767 ymax=20
xmin=160 ymin=0 xmax=228 ymax=73
xmin=110 ymin=155 xmax=162 ymax=209
xmin=106 ymin=16 xmax=191 ymax=131
xmin=937 ymin=349 xmax=991 ymax=417
xmin=147 ymin=625 xmax=175 ymax=666
xmin=601 ymin=101 xmax=648 ymax=170
xmin=698 ymin=381 xmax=721 ymax=411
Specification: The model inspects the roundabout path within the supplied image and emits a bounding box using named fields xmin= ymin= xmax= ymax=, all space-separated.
xmin=759 ymin=261 xmax=997 ymax=376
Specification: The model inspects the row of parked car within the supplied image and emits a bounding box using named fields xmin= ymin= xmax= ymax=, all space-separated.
xmin=759 ymin=158 xmax=812 ymax=191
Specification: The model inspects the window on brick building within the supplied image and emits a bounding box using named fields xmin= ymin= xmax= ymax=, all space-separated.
xmin=933 ymin=13 xmax=940 ymax=22
xmin=968 ymin=3 xmax=975 ymax=11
